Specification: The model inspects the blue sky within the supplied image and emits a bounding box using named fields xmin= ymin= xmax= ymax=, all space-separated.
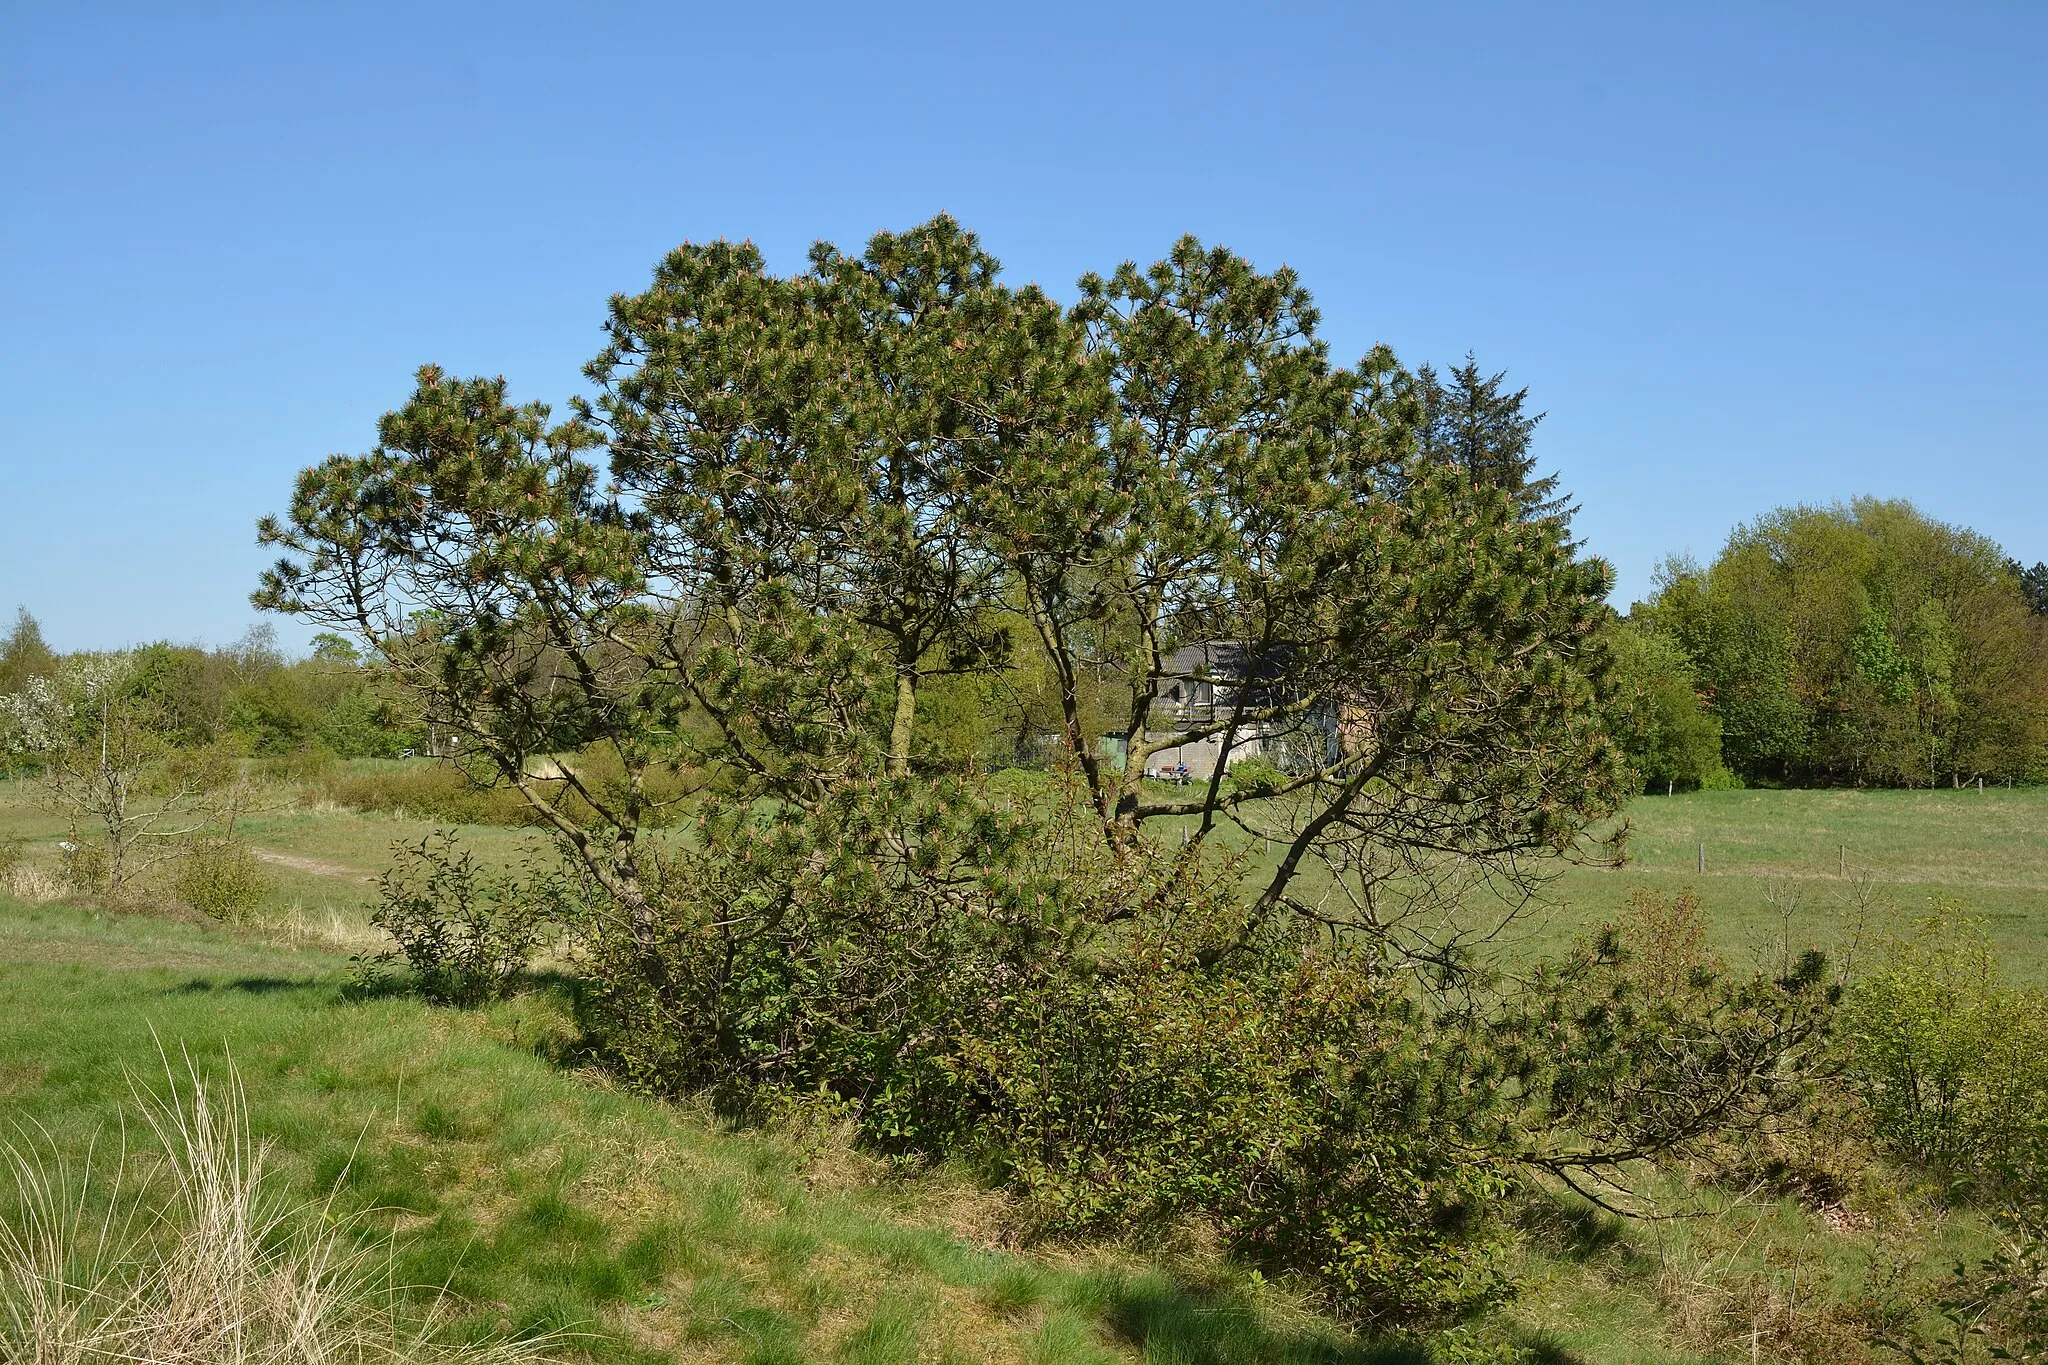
xmin=2 ymin=1 xmax=2042 ymax=652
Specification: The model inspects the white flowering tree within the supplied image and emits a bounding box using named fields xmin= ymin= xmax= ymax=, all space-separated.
xmin=0 ymin=654 xmax=214 ymax=894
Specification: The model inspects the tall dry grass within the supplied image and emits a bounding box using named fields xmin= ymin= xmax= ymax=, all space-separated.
xmin=0 ymin=1053 xmax=551 ymax=1364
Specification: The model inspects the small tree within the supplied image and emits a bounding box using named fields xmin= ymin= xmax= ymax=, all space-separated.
xmin=1607 ymin=618 xmax=1726 ymax=791
xmin=0 ymin=654 xmax=213 ymax=895
xmin=0 ymin=607 xmax=56 ymax=696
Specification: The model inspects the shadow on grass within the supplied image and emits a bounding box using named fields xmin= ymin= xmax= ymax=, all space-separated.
xmin=1100 ymin=1272 xmax=1601 ymax=1365
xmin=1100 ymin=1273 xmax=1426 ymax=1365
xmin=169 ymin=975 xmax=328 ymax=996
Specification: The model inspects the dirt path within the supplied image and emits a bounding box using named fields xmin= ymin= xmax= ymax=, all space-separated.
xmin=254 ymin=850 xmax=377 ymax=883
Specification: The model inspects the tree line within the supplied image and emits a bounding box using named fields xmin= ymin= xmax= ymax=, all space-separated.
xmin=1611 ymin=499 xmax=2048 ymax=791
xmin=0 ymin=610 xmax=417 ymax=766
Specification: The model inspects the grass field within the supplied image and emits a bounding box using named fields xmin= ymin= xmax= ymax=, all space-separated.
xmin=1143 ymin=782 xmax=2048 ymax=980
xmin=1542 ymin=786 xmax=2048 ymax=978
xmin=2 ymin=776 xmax=2040 ymax=1362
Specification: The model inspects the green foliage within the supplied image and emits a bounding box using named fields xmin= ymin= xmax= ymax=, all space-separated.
xmin=251 ymin=216 xmax=1748 ymax=1331
xmin=365 ymin=831 xmax=555 ymax=1005
xmin=1223 ymin=756 xmax=1288 ymax=797
xmin=1412 ymin=353 xmax=1563 ymax=522
xmin=1640 ymin=501 xmax=2048 ymax=786
xmin=1881 ymin=1239 xmax=2048 ymax=1364
xmin=1842 ymin=904 xmax=2048 ymax=1198
xmin=2 ymin=654 xmax=221 ymax=894
xmin=1483 ymin=888 xmax=1839 ymax=1215
xmin=173 ymin=835 xmax=272 ymax=921
xmin=0 ymin=607 xmax=57 ymax=702
xmin=2015 ymin=560 xmax=2048 ymax=616
xmin=1606 ymin=619 xmax=1727 ymax=792
xmin=321 ymin=752 xmax=694 ymax=827
xmin=575 ymin=781 xmax=1519 ymax=1326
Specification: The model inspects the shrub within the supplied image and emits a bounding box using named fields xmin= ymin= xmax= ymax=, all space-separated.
xmin=255 ymin=743 xmax=339 ymax=785
xmin=1842 ymin=904 xmax=2048 ymax=1199
xmin=952 ymin=935 xmax=1518 ymax=1324
xmin=59 ymin=833 xmax=107 ymax=894
xmin=1223 ymin=756 xmax=1287 ymax=798
xmin=324 ymin=762 xmax=539 ymax=825
xmin=0 ymin=836 xmax=23 ymax=883
xmin=567 ymin=782 xmax=1843 ymax=1329
xmin=577 ymin=784 xmax=1518 ymax=1326
xmin=365 ymin=832 xmax=554 ymax=1005
xmin=174 ymin=837 xmax=273 ymax=921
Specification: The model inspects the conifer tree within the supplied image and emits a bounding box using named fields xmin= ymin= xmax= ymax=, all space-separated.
xmin=1413 ymin=353 xmax=1567 ymax=521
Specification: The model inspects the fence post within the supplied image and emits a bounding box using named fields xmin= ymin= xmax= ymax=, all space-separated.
xmin=1839 ymin=844 xmax=1846 ymax=879
xmin=1697 ymin=842 xmax=1705 ymax=875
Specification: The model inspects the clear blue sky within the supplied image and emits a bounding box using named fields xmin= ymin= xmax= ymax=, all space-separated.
xmin=3 ymin=2 xmax=2041 ymax=653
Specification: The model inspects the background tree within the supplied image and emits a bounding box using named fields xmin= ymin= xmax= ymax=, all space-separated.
xmin=1637 ymin=500 xmax=2048 ymax=786
xmin=1606 ymin=618 xmax=1726 ymax=792
xmin=1412 ymin=353 xmax=1567 ymax=521
xmin=2011 ymin=559 xmax=2048 ymax=616
xmin=0 ymin=653 xmax=217 ymax=893
xmin=0 ymin=608 xmax=57 ymax=695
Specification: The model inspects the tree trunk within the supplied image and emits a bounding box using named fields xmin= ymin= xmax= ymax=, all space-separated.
xmin=887 ymin=667 xmax=917 ymax=779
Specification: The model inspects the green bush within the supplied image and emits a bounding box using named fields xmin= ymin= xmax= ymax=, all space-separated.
xmin=948 ymin=930 xmax=1518 ymax=1325
xmin=568 ymin=779 xmax=1849 ymax=1328
xmin=254 ymin=744 xmax=338 ymax=785
xmin=1842 ymin=904 xmax=2048 ymax=1198
xmin=365 ymin=832 xmax=554 ymax=1005
xmin=1223 ymin=756 xmax=1288 ymax=797
xmin=174 ymin=837 xmax=272 ymax=921
xmin=574 ymin=784 xmax=1630 ymax=1326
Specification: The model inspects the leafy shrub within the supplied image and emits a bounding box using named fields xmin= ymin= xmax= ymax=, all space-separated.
xmin=255 ymin=743 xmax=339 ymax=785
xmin=1842 ymin=904 xmax=2048 ymax=1198
xmin=577 ymin=788 xmax=1835 ymax=1327
xmin=1503 ymin=889 xmax=1839 ymax=1197
xmin=0 ymin=836 xmax=23 ymax=883
xmin=324 ymin=762 xmax=540 ymax=825
xmin=366 ymin=831 xmax=554 ymax=1005
xmin=174 ymin=836 xmax=273 ymax=921
xmin=1223 ymin=756 xmax=1288 ymax=798
xmin=940 ymin=909 xmax=1518 ymax=1326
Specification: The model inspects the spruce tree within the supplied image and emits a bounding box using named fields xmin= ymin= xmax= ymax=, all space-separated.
xmin=2012 ymin=559 xmax=2048 ymax=615
xmin=1413 ymin=353 xmax=1568 ymax=521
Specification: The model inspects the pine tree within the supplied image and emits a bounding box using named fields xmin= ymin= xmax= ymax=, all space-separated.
xmin=2013 ymin=559 xmax=2048 ymax=615
xmin=1413 ymin=353 xmax=1569 ymax=521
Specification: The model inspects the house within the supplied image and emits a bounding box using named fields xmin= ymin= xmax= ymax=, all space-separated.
xmin=1141 ymin=641 xmax=1339 ymax=781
